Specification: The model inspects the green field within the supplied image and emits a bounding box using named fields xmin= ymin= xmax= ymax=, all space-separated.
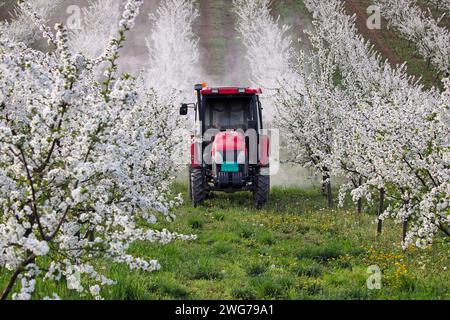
xmin=2 ymin=185 xmax=447 ymax=300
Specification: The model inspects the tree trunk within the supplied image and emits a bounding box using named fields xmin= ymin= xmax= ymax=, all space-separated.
xmin=1 ymin=268 xmax=22 ymax=300
xmin=357 ymin=198 xmax=362 ymax=215
xmin=402 ymin=218 xmax=408 ymax=243
xmin=1 ymin=255 xmax=35 ymax=300
xmin=322 ymin=173 xmax=327 ymax=195
xmin=377 ymin=188 xmax=385 ymax=235
xmin=357 ymin=176 xmax=363 ymax=215
xmin=87 ymin=229 xmax=95 ymax=242
xmin=326 ymin=178 xmax=333 ymax=208
xmin=439 ymin=224 xmax=450 ymax=236
xmin=322 ymin=170 xmax=333 ymax=208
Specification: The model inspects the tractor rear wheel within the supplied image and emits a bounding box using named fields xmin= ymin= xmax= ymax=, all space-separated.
xmin=188 ymin=167 xmax=193 ymax=200
xmin=254 ymin=169 xmax=270 ymax=209
xmin=191 ymin=168 xmax=206 ymax=206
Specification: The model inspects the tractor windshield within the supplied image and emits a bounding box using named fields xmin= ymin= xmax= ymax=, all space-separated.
xmin=205 ymin=97 xmax=251 ymax=131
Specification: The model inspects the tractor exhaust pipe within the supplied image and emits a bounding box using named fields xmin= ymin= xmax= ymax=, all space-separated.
xmin=194 ymin=83 xmax=203 ymax=112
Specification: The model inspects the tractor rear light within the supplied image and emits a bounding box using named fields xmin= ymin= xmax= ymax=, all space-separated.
xmin=245 ymin=88 xmax=263 ymax=94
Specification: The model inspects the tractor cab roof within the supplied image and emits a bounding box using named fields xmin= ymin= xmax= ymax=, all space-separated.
xmin=200 ymin=86 xmax=263 ymax=96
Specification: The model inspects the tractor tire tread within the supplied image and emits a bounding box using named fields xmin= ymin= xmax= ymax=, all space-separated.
xmin=191 ymin=168 xmax=206 ymax=206
xmin=254 ymin=173 xmax=270 ymax=209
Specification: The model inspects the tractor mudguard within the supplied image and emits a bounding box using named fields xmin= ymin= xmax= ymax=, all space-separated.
xmin=259 ymin=134 xmax=270 ymax=167
xmin=191 ymin=141 xmax=202 ymax=168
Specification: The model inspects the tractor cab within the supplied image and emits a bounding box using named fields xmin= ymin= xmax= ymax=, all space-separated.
xmin=205 ymin=97 xmax=251 ymax=131
xmin=180 ymin=84 xmax=270 ymax=208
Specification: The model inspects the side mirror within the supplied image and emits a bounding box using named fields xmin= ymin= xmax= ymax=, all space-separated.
xmin=180 ymin=104 xmax=188 ymax=116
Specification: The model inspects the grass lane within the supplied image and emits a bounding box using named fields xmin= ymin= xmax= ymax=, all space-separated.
xmin=2 ymin=185 xmax=447 ymax=300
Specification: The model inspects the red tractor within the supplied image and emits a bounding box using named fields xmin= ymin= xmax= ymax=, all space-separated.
xmin=180 ymin=84 xmax=270 ymax=208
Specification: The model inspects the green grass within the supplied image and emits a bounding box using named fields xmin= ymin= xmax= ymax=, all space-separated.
xmin=1 ymin=184 xmax=448 ymax=300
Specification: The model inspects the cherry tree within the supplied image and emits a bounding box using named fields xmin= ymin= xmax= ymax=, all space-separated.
xmin=233 ymin=0 xmax=297 ymax=121
xmin=0 ymin=0 xmax=64 ymax=45
xmin=424 ymin=0 xmax=450 ymax=15
xmin=0 ymin=0 xmax=195 ymax=300
xmin=375 ymin=0 xmax=450 ymax=75
xmin=276 ymin=34 xmax=345 ymax=208
xmin=304 ymin=0 xmax=449 ymax=247
xmin=143 ymin=0 xmax=201 ymax=173
xmin=68 ymin=0 xmax=122 ymax=60
xmin=235 ymin=0 xmax=449 ymax=246
xmin=234 ymin=0 xmax=343 ymax=205
xmin=233 ymin=0 xmax=294 ymax=90
xmin=146 ymin=0 xmax=200 ymax=97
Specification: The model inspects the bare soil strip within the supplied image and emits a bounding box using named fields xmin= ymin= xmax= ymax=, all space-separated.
xmin=345 ymin=0 xmax=400 ymax=66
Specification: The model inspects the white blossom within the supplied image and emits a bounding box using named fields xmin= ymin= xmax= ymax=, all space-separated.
xmin=375 ymin=0 xmax=450 ymax=74
xmin=0 ymin=0 xmax=196 ymax=300
xmin=302 ymin=0 xmax=449 ymax=247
